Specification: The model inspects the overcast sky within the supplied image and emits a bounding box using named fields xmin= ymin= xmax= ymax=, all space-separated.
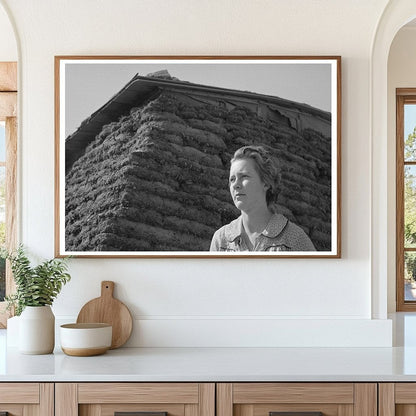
xmin=64 ymin=59 xmax=334 ymax=137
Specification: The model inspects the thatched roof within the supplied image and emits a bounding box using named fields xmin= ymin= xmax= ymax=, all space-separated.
xmin=65 ymin=71 xmax=330 ymax=172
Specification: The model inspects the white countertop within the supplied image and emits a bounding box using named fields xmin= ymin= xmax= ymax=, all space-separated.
xmin=2 ymin=345 xmax=416 ymax=382
xmin=3 ymin=313 xmax=416 ymax=382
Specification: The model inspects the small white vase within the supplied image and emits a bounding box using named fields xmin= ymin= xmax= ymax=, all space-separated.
xmin=19 ymin=305 xmax=55 ymax=354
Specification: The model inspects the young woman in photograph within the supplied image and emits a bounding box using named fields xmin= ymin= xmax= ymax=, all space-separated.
xmin=210 ymin=145 xmax=316 ymax=252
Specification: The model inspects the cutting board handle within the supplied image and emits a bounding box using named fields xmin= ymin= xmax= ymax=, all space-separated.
xmin=101 ymin=281 xmax=115 ymax=298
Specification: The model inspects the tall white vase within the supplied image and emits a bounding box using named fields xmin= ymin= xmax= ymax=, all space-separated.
xmin=19 ymin=306 xmax=55 ymax=354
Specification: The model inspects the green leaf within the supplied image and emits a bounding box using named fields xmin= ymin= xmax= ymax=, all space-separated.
xmin=5 ymin=245 xmax=71 ymax=315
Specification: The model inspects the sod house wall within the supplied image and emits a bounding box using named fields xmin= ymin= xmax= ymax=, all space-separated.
xmin=65 ymin=78 xmax=332 ymax=252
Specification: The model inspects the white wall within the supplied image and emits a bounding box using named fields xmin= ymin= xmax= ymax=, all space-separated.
xmin=387 ymin=26 xmax=416 ymax=312
xmin=0 ymin=3 xmax=16 ymax=61
xmin=0 ymin=0 xmax=394 ymax=347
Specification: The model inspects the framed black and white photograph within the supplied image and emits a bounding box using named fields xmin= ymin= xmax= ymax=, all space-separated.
xmin=55 ymin=56 xmax=341 ymax=258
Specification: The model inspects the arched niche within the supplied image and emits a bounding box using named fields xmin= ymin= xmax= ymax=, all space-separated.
xmin=371 ymin=0 xmax=416 ymax=319
xmin=0 ymin=0 xmax=18 ymax=327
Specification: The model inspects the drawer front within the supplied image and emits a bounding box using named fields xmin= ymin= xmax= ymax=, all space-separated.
xmin=78 ymin=383 xmax=200 ymax=404
xmin=218 ymin=383 xmax=376 ymax=416
xmin=0 ymin=383 xmax=39 ymax=403
xmin=233 ymin=383 xmax=354 ymax=404
xmin=56 ymin=383 xmax=215 ymax=416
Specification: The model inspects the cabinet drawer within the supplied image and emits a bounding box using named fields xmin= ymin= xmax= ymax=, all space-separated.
xmin=56 ymin=383 xmax=215 ymax=416
xmin=78 ymin=383 xmax=200 ymax=403
xmin=218 ymin=383 xmax=376 ymax=416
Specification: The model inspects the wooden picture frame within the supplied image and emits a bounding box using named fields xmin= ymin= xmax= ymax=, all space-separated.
xmin=55 ymin=56 xmax=341 ymax=258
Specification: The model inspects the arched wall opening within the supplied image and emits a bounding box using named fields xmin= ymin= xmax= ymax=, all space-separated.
xmin=387 ymin=17 xmax=416 ymax=313
xmin=371 ymin=0 xmax=416 ymax=318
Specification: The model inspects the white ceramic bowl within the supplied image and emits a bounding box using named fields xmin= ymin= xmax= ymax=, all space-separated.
xmin=60 ymin=323 xmax=112 ymax=356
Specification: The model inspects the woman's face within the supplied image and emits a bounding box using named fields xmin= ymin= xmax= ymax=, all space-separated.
xmin=229 ymin=158 xmax=268 ymax=213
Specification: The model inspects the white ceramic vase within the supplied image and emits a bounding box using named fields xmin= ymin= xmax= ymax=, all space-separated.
xmin=19 ymin=305 xmax=55 ymax=354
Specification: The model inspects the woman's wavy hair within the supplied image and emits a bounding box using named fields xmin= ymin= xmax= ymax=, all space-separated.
xmin=231 ymin=145 xmax=281 ymax=211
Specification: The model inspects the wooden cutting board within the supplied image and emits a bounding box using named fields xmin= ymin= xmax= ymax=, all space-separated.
xmin=76 ymin=281 xmax=133 ymax=349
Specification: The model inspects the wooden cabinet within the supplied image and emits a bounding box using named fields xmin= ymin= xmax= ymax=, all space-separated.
xmin=217 ymin=383 xmax=377 ymax=416
xmin=0 ymin=383 xmax=53 ymax=415
xmin=53 ymin=382 xmax=379 ymax=416
xmin=0 ymin=381 xmax=409 ymax=416
xmin=55 ymin=383 xmax=215 ymax=416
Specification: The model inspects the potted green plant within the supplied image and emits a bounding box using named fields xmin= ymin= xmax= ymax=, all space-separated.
xmin=4 ymin=246 xmax=71 ymax=354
